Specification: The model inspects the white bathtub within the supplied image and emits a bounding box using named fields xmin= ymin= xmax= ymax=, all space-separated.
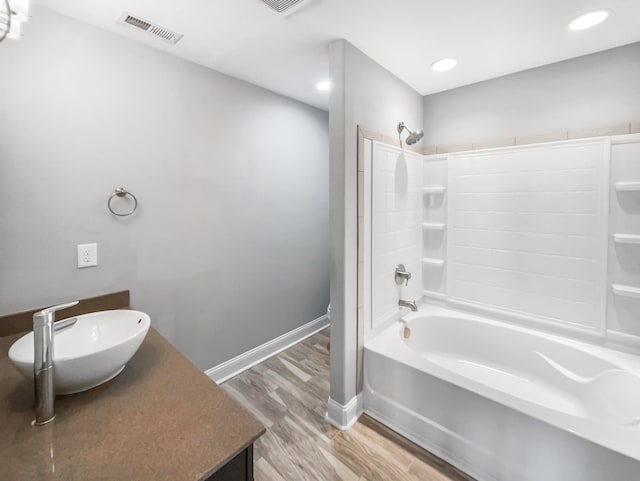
xmin=364 ymin=304 xmax=640 ymax=481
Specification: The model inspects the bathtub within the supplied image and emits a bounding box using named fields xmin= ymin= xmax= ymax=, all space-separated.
xmin=364 ymin=304 xmax=640 ymax=481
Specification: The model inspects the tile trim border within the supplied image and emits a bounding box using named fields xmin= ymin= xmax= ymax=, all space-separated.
xmin=426 ymin=121 xmax=640 ymax=156
xmin=205 ymin=313 xmax=329 ymax=384
xmin=326 ymin=392 xmax=364 ymax=431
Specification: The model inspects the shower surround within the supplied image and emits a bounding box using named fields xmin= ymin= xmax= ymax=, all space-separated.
xmin=360 ymin=131 xmax=640 ymax=481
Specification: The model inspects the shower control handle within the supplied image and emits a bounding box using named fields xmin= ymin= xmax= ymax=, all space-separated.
xmin=395 ymin=264 xmax=411 ymax=286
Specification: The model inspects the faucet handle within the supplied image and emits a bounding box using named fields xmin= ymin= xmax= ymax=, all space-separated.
xmin=395 ymin=264 xmax=411 ymax=286
xmin=34 ymin=301 xmax=79 ymax=322
xmin=40 ymin=301 xmax=79 ymax=315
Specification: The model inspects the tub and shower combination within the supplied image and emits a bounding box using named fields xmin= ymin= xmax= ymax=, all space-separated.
xmin=361 ymin=135 xmax=640 ymax=481
xmin=364 ymin=305 xmax=640 ymax=481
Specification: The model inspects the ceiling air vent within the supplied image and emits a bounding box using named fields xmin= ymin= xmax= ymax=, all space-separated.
xmin=259 ymin=0 xmax=312 ymax=16
xmin=119 ymin=13 xmax=184 ymax=45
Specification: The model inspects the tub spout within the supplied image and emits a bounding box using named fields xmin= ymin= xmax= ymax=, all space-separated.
xmin=399 ymin=299 xmax=418 ymax=312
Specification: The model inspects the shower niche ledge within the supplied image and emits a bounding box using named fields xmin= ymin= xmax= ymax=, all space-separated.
xmin=422 ymin=222 xmax=446 ymax=230
xmin=422 ymin=257 xmax=445 ymax=267
xmin=423 ymin=186 xmax=446 ymax=194
xmin=615 ymin=181 xmax=640 ymax=192
xmin=613 ymin=234 xmax=640 ymax=245
xmin=423 ymin=289 xmax=446 ymax=300
xmin=612 ymin=284 xmax=640 ymax=299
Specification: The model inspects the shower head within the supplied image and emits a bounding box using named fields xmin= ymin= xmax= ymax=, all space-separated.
xmin=397 ymin=122 xmax=424 ymax=146
xmin=406 ymin=130 xmax=424 ymax=145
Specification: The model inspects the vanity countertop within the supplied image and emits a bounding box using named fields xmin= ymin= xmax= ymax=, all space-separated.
xmin=0 ymin=327 xmax=265 ymax=481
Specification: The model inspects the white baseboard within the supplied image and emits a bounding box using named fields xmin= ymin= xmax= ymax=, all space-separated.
xmin=205 ymin=314 xmax=329 ymax=384
xmin=326 ymin=393 xmax=363 ymax=430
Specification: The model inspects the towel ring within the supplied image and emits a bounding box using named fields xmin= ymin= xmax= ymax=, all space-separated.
xmin=108 ymin=187 xmax=138 ymax=217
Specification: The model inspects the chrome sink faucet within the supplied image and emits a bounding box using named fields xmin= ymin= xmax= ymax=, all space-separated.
xmin=33 ymin=301 xmax=78 ymax=425
xmin=399 ymin=299 xmax=418 ymax=312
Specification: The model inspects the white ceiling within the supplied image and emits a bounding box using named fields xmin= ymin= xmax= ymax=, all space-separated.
xmin=35 ymin=0 xmax=640 ymax=110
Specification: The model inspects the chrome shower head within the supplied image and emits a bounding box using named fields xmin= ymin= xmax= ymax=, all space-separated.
xmin=397 ymin=122 xmax=424 ymax=146
xmin=406 ymin=130 xmax=424 ymax=145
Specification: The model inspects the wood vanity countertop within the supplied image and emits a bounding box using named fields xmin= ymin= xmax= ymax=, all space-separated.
xmin=0 ymin=327 xmax=265 ymax=481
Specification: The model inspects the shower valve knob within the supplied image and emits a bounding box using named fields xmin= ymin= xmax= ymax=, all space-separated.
xmin=395 ymin=264 xmax=411 ymax=286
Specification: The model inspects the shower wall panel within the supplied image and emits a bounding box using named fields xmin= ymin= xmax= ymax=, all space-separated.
xmin=445 ymin=139 xmax=610 ymax=333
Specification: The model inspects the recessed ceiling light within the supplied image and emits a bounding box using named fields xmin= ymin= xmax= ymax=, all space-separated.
xmin=569 ymin=10 xmax=610 ymax=31
xmin=431 ymin=58 xmax=457 ymax=72
xmin=316 ymin=81 xmax=330 ymax=91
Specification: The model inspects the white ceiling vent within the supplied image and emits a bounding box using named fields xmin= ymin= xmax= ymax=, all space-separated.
xmin=259 ymin=0 xmax=313 ymax=16
xmin=118 ymin=13 xmax=184 ymax=45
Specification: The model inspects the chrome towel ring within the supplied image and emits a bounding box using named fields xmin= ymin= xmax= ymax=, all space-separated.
xmin=108 ymin=187 xmax=138 ymax=217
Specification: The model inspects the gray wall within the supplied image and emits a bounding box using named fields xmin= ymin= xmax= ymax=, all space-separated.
xmin=423 ymin=42 xmax=640 ymax=146
xmin=0 ymin=8 xmax=329 ymax=370
xmin=329 ymin=39 xmax=423 ymax=405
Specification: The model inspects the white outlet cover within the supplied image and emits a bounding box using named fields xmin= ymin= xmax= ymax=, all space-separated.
xmin=77 ymin=243 xmax=98 ymax=268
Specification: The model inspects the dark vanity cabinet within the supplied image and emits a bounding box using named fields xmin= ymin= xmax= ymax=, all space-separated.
xmin=205 ymin=445 xmax=254 ymax=481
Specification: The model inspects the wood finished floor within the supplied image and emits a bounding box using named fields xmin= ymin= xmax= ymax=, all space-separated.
xmin=221 ymin=328 xmax=475 ymax=481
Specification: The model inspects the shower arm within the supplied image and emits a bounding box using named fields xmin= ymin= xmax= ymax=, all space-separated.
xmin=397 ymin=122 xmax=411 ymax=147
xmin=397 ymin=122 xmax=413 ymax=136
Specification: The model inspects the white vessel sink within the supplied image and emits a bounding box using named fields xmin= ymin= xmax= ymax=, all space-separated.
xmin=8 ymin=310 xmax=150 ymax=394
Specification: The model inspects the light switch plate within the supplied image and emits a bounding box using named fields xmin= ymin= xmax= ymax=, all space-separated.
xmin=77 ymin=243 xmax=98 ymax=268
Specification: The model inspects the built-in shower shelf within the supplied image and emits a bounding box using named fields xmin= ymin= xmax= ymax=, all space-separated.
xmin=423 ymin=290 xmax=446 ymax=300
xmin=423 ymin=186 xmax=447 ymax=194
xmin=422 ymin=222 xmax=446 ymax=230
xmin=422 ymin=257 xmax=445 ymax=267
xmin=615 ymin=182 xmax=640 ymax=192
xmin=612 ymin=284 xmax=640 ymax=299
xmin=613 ymin=234 xmax=640 ymax=245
